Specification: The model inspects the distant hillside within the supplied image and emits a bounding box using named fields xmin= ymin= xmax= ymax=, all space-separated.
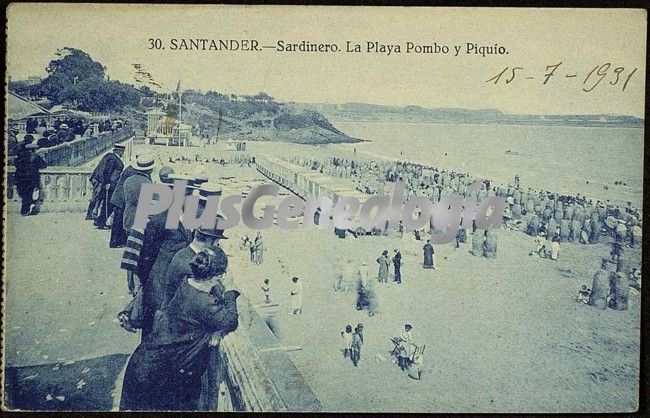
xmin=305 ymin=102 xmax=644 ymax=128
xmin=8 ymin=47 xmax=360 ymax=145
xmin=180 ymin=91 xmax=362 ymax=144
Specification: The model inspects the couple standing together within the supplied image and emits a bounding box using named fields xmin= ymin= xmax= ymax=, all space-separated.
xmin=377 ymin=249 xmax=402 ymax=284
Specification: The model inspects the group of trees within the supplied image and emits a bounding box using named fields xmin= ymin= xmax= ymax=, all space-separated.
xmin=9 ymin=47 xmax=352 ymax=144
xmin=184 ymin=89 xmax=280 ymax=120
xmin=9 ymin=47 xmax=281 ymax=117
xmin=11 ymin=47 xmax=144 ymax=112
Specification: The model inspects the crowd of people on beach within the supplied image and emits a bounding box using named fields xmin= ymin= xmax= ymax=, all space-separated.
xmin=167 ymin=153 xmax=255 ymax=167
xmin=284 ymin=155 xmax=642 ymax=253
xmin=286 ymin=153 xmax=643 ymax=317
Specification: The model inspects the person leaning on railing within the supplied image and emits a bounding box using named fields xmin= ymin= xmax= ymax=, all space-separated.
xmin=119 ymin=247 xmax=240 ymax=411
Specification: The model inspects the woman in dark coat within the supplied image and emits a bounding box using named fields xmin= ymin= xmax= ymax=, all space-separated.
xmin=120 ymin=248 xmax=240 ymax=411
xmin=13 ymin=142 xmax=47 ymax=215
xmin=423 ymin=240 xmax=434 ymax=268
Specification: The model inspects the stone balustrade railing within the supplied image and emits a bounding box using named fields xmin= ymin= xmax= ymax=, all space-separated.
xmin=43 ymin=127 xmax=135 ymax=167
xmin=7 ymin=135 xmax=135 ymax=213
xmin=8 ymin=127 xmax=134 ymax=167
xmin=6 ymin=166 xmax=94 ymax=212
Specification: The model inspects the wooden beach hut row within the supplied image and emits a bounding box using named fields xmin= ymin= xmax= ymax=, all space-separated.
xmin=256 ymin=157 xmax=370 ymax=204
xmin=256 ymin=158 xmax=386 ymax=236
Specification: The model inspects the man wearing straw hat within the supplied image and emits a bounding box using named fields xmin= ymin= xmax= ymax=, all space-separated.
xmin=119 ymin=164 xmax=175 ymax=293
xmin=87 ymin=143 xmax=125 ymax=228
xmin=109 ymin=157 xmax=144 ymax=248
xmin=122 ymin=155 xmax=156 ymax=233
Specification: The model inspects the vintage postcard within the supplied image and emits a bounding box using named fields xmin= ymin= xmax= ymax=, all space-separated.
xmin=3 ymin=3 xmax=646 ymax=413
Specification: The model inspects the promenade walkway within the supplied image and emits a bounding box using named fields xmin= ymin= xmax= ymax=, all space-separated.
xmin=4 ymin=213 xmax=138 ymax=410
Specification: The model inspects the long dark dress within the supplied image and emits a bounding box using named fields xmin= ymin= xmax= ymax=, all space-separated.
xmin=423 ymin=243 xmax=434 ymax=268
xmin=393 ymin=252 xmax=402 ymax=283
xmin=120 ymin=280 xmax=240 ymax=411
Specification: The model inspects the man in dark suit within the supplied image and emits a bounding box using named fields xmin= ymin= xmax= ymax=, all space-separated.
xmin=111 ymin=160 xmax=174 ymax=249
xmin=87 ymin=143 xmax=126 ymax=228
xmin=122 ymin=155 xmax=155 ymax=233
xmin=145 ymin=180 xmax=223 ymax=309
xmin=392 ymin=249 xmax=402 ymax=283
xmin=14 ymin=142 xmax=47 ymax=216
xmin=130 ymin=174 xmax=197 ymax=338
xmin=109 ymin=162 xmax=139 ymax=248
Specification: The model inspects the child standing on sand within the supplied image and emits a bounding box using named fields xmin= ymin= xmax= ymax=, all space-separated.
xmin=261 ymin=278 xmax=271 ymax=304
xmin=341 ymin=325 xmax=353 ymax=359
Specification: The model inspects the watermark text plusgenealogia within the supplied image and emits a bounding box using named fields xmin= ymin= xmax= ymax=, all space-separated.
xmin=133 ymin=180 xmax=504 ymax=244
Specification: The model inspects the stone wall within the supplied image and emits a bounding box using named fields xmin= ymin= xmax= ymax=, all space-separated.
xmin=200 ymin=295 xmax=324 ymax=412
xmin=38 ymin=127 xmax=135 ymax=167
xmin=9 ymin=127 xmax=134 ymax=167
xmin=6 ymin=167 xmax=94 ymax=213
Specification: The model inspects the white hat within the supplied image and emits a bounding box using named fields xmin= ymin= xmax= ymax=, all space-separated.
xmin=134 ymin=155 xmax=155 ymax=171
xmin=168 ymin=173 xmax=196 ymax=183
xmin=198 ymin=182 xmax=222 ymax=200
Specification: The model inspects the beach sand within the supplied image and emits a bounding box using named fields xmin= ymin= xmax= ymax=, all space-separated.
xmin=142 ymin=141 xmax=640 ymax=412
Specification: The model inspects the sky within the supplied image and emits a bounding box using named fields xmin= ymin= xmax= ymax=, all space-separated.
xmin=6 ymin=4 xmax=647 ymax=117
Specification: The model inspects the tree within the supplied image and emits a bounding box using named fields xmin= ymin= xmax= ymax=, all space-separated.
xmin=138 ymin=85 xmax=155 ymax=97
xmin=60 ymin=77 xmax=141 ymax=112
xmin=8 ymin=80 xmax=41 ymax=98
xmin=38 ymin=48 xmax=105 ymax=102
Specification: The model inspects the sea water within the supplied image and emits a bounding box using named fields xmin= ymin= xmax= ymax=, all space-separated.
xmin=333 ymin=121 xmax=644 ymax=208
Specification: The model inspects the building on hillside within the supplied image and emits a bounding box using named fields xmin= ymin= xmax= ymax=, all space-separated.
xmin=145 ymin=108 xmax=191 ymax=146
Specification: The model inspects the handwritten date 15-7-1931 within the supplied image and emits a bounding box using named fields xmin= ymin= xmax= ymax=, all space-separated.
xmin=487 ymin=62 xmax=638 ymax=93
